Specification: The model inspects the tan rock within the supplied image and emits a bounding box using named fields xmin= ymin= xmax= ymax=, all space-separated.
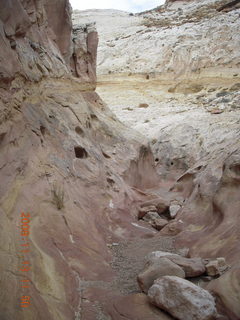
xmin=148 ymin=276 xmax=217 ymax=320
xmin=137 ymin=257 xmax=185 ymax=293
xmin=167 ymin=256 xmax=206 ymax=278
xmin=160 ymin=220 xmax=184 ymax=235
xmin=143 ymin=211 xmax=160 ymax=222
xmin=169 ymin=204 xmax=181 ymax=218
xmin=138 ymin=205 xmax=157 ymax=219
xmin=151 ymin=218 xmax=168 ymax=231
xmin=146 ymin=251 xmax=205 ymax=277
xmin=206 ymin=260 xmax=220 ymax=277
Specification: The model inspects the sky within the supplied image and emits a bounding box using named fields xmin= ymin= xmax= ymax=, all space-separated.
xmin=70 ymin=0 xmax=166 ymax=13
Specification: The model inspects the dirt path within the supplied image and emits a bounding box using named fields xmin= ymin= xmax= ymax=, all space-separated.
xmin=110 ymin=235 xmax=176 ymax=295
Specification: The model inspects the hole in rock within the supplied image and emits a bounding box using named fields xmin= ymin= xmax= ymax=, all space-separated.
xmin=155 ymin=158 xmax=159 ymax=162
xmin=90 ymin=114 xmax=98 ymax=120
xmin=40 ymin=125 xmax=45 ymax=136
xmin=74 ymin=146 xmax=88 ymax=159
xmin=107 ymin=178 xmax=115 ymax=186
xmin=75 ymin=126 xmax=84 ymax=136
xmin=171 ymin=161 xmax=174 ymax=166
xmin=160 ymin=207 xmax=171 ymax=220
xmin=103 ymin=152 xmax=111 ymax=159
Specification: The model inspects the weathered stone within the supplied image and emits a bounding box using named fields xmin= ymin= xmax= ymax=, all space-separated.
xmin=138 ymin=205 xmax=157 ymax=219
xmin=148 ymin=276 xmax=217 ymax=320
xmin=143 ymin=211 xmax=160 ymax=222
xmin=160 ymin=220 xmax=184 ymax=235
xmin=167 ymin=256 xmax=206 ymax=278
xmin=169 ymin=204 xmax=181 ymax=218
xmin=217 ymin=257 xmax=227 ymax=269
xmin=206 ymin=260 xmax=220 ymax=277
xmin=151 ymin=218 xmax=168 ymax=231
xmin=137 ymin=258 xmax=185 ymax=293
xmin=146 ymin=251 xmax=205 ymax=277
xmin=177 ymin=247 xmax=190 ymax=257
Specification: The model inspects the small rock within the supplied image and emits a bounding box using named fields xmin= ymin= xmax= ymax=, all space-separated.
xmin=216 ymin=257 xmax=226 ymax=268
xmin=137 ymin=258 xmax=185 ymax=293
xmin=169 ymin=204 xmax=181 ymax=218
xmin=206 ymin=260 xmax=220 ymax=276
xmin=138 ymin=103 xmax=149 ymax=108
xmin=177 ymin=247 xmax=189 ymax=257
xmin=151 ymin=218 xmax=168 ymax=231
xmin=143 ymin=211 xmax=160 ymax=222
xmin=138 ymin=205 xmax=157 ymax=220
xmin=210 ymin=108 xmax=224 ymax=114
xmin=148 ymin=276 xmax=217 ymax=320
xmin=160 ymin=220 xmax=183 ymax=235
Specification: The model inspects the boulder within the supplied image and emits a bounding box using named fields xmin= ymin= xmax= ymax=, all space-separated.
xmin=146 ymin=251 xmax=205 ymax=277
xmin=148 ymin=276 xmax=217 ymax=320
xmin=137 ymin=257 xmax=185 ymax=293
xmin=167 ymin=256 xmax=206 ymax=278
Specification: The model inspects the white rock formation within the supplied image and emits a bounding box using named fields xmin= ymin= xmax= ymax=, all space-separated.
xmin=73 ymin=1 xmax=240 ymax=178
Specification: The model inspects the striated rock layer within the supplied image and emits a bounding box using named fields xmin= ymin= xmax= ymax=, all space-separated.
xmin=0 ymin=1 xmax=159 ymax=319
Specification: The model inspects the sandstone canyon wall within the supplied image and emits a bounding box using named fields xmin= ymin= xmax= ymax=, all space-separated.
xmin=0 ymin=1 xmax=159 ymax=319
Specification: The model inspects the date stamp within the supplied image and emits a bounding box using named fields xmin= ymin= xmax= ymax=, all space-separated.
xmin=20 ymin=212 xmax=31 ymax=308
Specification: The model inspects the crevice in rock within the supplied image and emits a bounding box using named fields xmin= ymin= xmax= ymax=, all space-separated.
xmin=74 ymin=146 xmax=88 ymax=159
xmin=217 ymin=0 xmax=240 ymax=11
xmin=75 ymin=126 xmax=84 ymax=136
